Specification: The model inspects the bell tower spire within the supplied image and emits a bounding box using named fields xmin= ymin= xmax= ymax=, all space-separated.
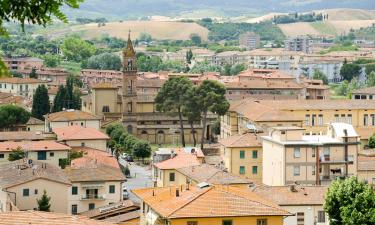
xmin=123 ymin=30 xmax=137 ymax=71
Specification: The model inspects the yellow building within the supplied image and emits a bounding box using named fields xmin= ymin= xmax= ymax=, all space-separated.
xmin=132 ymin=185 xmax=292 ymax=225
xmin=219 ymin=133 xmax=263 ymax=182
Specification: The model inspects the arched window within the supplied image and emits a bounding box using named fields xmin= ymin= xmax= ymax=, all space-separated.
xmin=141 ymin=130 xmax=148 ymax=134
xmin=127 ymin=125 xmax=133 ymax=134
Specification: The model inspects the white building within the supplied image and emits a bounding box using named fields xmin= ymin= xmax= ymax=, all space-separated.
xmin=0 ymin=77 xmax=47 ymax=98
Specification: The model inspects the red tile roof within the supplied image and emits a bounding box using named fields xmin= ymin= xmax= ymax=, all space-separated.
xmin=53 ymin=126 xmax=109 ymax=141
xmin=154 ymin=152 xmax=201 ymax=170
xmin=45 ymin=110 xmax=100 ymax=121
xmin=0 ymin=141 xmax=71 ymax=152
xmin=71 ymin=147 xmax=120 ymax=169
xmin=219 ymin=133 xmax=262 ymax=148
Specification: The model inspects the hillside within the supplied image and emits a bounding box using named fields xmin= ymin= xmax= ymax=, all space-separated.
xmin=317 ymin=8 xmax=375 ymax=20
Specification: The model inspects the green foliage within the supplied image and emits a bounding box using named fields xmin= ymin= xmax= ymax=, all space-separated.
xmin=273 ymin=12 xmax=323 ymax=24
xmin=335 ymin=78 xmax=362 ymax=97
xmin=37 ymin=190 xmax=51 ymax=212
xmin=29 ymin=68 xmax=38 ymax=79
xmin=61 ymin=37 xmax=96 ymax=62
xmin=0 ymin=104 xmax=30 ymax=129
xmin=32 ymin=85 xmax=50 ymax=120
xmin=136 ymin=54 xmax=185 ymax=72
xmin=132 ymin=140 xmax=152 ymax=161
xmin=340 ymin=62 xmax=361 ymax=81
xmin=368 ymin=133 xmax=375 ymax=148
xmin=76 ymin=17 xmax=107 ymax=24
xmin=43 ymin=53 xmax=60 ymax=67
xmin=324 ymin=176 xmax=375 ymax=225
xmin=320 ymin=44 xmax=358 ymax=54
xmin=10 ymin=70 xmax=23 ymax=78
xmin=52 ymin=76 xmax=81 ymax=112
xmin=186 ymin=49 xmax=193 ymax=64
xmin=365 ymin=63 xmax=375 ymax=75
xmin=312 ymin=69 xmax=328 ymax=84
xmin=138 ymin=32 xmax=152 ymax=42
xmin=190 ymin=33 xmax=202 ymax=46
xmin=207 ymin=43 xmax=243 ymax=53
xmin=120 ymin=164 xmax=131 ymax=176
xmin=367 ymin=71 xmax=375 ymax=87
xmin=86 ymin=53 xmax=122 ymax=71
xmin=189 ymin=61 xmax=221 ymax=74
xmin=8 ymin=147 xmax=25 ymax=161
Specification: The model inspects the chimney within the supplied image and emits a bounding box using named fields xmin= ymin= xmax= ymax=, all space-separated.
xmin=176 ymin=188 xmax=180 ymax=197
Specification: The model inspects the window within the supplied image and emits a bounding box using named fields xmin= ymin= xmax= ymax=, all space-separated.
xmin=81 ymin=122 xmax=84 ymax=126
xmin=318 ymin=211 xmax=326 ymax=223
xmin=72 ymin=186 xmax=78 ymax=195
xmin=239 ymin=166 xmax=245 ymax=174
xmin=305 ymin=114 xmax=310 ymax=126
xmin=371 ymin=114 xmax=375 ymax=126
xmin=252 ymin=166 xmax=258 ymax=174
xmin=256 ymin=219 xmax=268 ymax=225
xmin=294 ymin=147 xmax=301 ymax=158
xmin=49 ymin=152 xmax=54 ymax=157
xmin=156 ymin=121 xmax=161 ymax=125
xmin=311 ymin=147 xmax=316 ymax=157
xmin=187 ymin=222 xmax=198 ymax=225
xmin=312 ymin=165 xmax=316 ymax=175
xmin=311 ymin=114 xmax=316 ymax=126
xmin=23 ymin=189 xmax=29 ymax=197
xmin=252 ymin=150 xmax=258 ymax=159
xmin=81 ymin=142 xmax=85 ymax=147
xmin=102 ymin=106 xmax=110 ymax=113
xmin=37 ymin=151 xmax=46 ymax=160
xmin=334 ymin=114 xmax=339 ymax=122
xmin=109 ymin=185 xmax=115 ymax=194
xmin=0 ymin=154 xmax=4 ymax=158
xmin=318 ymin=114 xmax=323 ymax=125
xmin=347 ymin=114 xmax=352 ymax=124
xmin=364 ymin=114 xmax=369 ymax=126
xmin=240 ymin=150 xmax=245 ymax=159
xmin=297 ymin=212 xmax=305 ymax=225
xmin=294 ymin=166 xmax=300 ymax=176
xmin=34 ymin=189 xmax=38 ymax=195
xmin=169 ymin=172 xmax=175 ymax=182
xmin=88 ymin=203 xmax=95 ymax=210
xmin=71 ymin=204 xmax=78 ymax=215
xmin=223 ymin=220 xmax=232 ymax=225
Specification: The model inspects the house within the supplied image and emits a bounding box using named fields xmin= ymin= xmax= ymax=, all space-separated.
xmin=0 ymin=159 xmax=71 ymax=213
xmin=0 ymin=77 xmax=47 ymax=98
xmin=0 ymin=141 xmax=71 ymax=168
xmin=26 ymin=117 xmax=44 ymax=131
xmin=219 ymin=133 xmax=263 ymax=182
xmin=53 ymin=126 xmax=110 ymax=151
xmin=357 ymin=150 xmax=375 ymax=185
xmin=0 ymin=211 xmax=112 ymax=225
xmin=261 ymin=123 xmax=360 ymax=186
xmin=0 ymin=131 xmax=55 ymax=142
xmin=3 ymin=57 xmax=43 ymax=70
xmin=253 ymin=185 xmax=329 ymax=225
xmin=352 ymin=86 xmax=375 ymax=100
xmin=44 ymin=109 xmax=102 ymax=132
xmin=132 ymin=184 xmax=292 ymax=225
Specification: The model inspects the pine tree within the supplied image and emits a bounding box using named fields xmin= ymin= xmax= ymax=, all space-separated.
xmin=37 ymin=190 xmax=51 ymax=212
xmin=31 ymin=85 xmax=50 ymax=120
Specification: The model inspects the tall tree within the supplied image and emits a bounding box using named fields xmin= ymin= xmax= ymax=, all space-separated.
xmin=312 ymin=69 xmax=328 ymax=84
xmin=52 ymin=85 xmax=66 ymax=112
xmin=155 ymin=77 xmax=193 ymax=147
xmin=37 ymin=190 xmax=51 ymax=212
xmin=29 ymin=68 xmax=38 ymax=79
xmin=61 ymin=37 xmax=96 ymax=62
xmin=196 ymin=80 xmax=229 ymax=149
xmin=8 ymin=147 xmax=25 ymax=161
xmin=132 ymin=140 xmax=152 ymax=163
xmin=367 ymin=71 xmax=375 ymax=87
xmin=324 ymin=176 xmax=375 ymax=225
xmin=340 ymin=62 xmax=361 ymax=81
xmin=186 ymin=49 xmax=193 ymax=64
xmin=32 ymin=85 xmax=50 ymax=120
xmin=183 ymin=87 xmax=201 ymax=147
xmin=86 ymin=53 xmax=122 ymax=71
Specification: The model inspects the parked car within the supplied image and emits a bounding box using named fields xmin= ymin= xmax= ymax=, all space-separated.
xmin=125 ymin=155 xmax=134 ymax=162
xmin=122 ymin=187 xmax=129 ymax=200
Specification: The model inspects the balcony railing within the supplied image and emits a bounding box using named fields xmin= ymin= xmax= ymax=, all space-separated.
xmin=81 ymin=194 xmax=105 ymax=200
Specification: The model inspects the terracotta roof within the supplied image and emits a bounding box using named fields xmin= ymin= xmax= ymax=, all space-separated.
xmin=104 ymin=210 xmax=140 ymax=223
xmin=0 ymin=92 xmax=24 ymax=105
xmin=81 ymin=200 xmax=139 ymax=219
xmin=219 ymin=133 xmax=262 ymax=148
xmin=154 ymin=152 xmax=201 ymax=170
xmin=64 ymin=163 xmax=125 ymax=182
xmin=225 ymin=80 xmax=303 ymax=90
xmin=0 ymin=141 xmax=71 ymax=152
xmin=132 ymin=185 xmax=291 ymax=219
xmin=0 ymin=77 xmax=46 ymax=84
xmin=176 ymin=164 xmax=252 ymax=185
xmin=0 ymin=211 xmax=113 ymax=225
xmin=253 ymin=185 xmax=327 ymax=206
xmin=71 ymin=147 xmax=120 ymax=169
xmin=259 ymin=99 xmax=375 ymax=110
xmin=26 ymin=117 xmax=44 ymax=125
xmin=92 ymin=82 xmax=118 ymax=89
xmin=53 ymin=126 xmax=110 ymax=141
xmin=358 ymin=156 xmax=375 ymax=171
xmin=45 ymin=110 xmax=100 ymax=121
xmin=0 ymin=160 xmax=71 ymax=188
xmin=352 ymin=86 xmax=375 ymax=95
xmin=0 ymin=131 xmax=55 ymax=141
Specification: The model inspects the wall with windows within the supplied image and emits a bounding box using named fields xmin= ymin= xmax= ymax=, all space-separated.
xmin=65 ymin=139 xmax=107 ymax=151
xmin=169 ymin=216 xmax=284 ymax=225
xmin=47 ymin=120 xmax=100 ymax=132
xmin=282 ymin=205 xmax=328 ymax=225
xmin=0 ymin=150 xmax=68 ymax=168
xmin=155 ymin=169 xmax=187 ymax=188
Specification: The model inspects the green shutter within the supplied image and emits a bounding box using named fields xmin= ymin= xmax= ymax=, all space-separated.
xmin=252 ymin=166 xmax=258 ymax=174
xmin=240 ymin=151 xmax=245 ymax=159
xmin=72 ymin=186 xmax=78 ymax=195
xmin=252 ymin=150 xmax=258 ymax=158
xmin=239 ymin=166 xmax=245 ymax=174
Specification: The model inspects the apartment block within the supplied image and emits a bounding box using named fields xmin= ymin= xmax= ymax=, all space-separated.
xmin=239 ymin=32 xmax=261 ymax=50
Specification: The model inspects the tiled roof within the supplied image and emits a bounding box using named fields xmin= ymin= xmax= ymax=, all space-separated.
xmin=45 ymin=110 xmax=100 ymax=121
xmin=0 ymin=160 xmax=71 ymax=188
xmin=0 ymin=131 xmax=55 ymax=141
xmin=71 ymin=147 xmax=120 ymax=169
xmin=352 ymin=86 xmax=375 ymax=94
xmin=154 ymin=152 xmax=201 ymax=170
xmin=358 ymin=156 xmax=375 ymax=171
xmin=104 ymin=210 xmax=140 ymax=223
xmin=26 ymin=117 xmax=44 ymax=125
xmin=219 ymin=133 xmax=262 ymax=148
xmin=0 ymin=211 xmax=113 ymax=225
xmin=253 ymin=185 xmax=327 ymax=206
xmin=225 ymin=80 xmax=303 ymax=90
xmin=0 ymin=141 xmax=71 ymax=152
xmin=0 ymin=77 xmax=46 ymax=84
xmin=53 ymin=126 xmax=109 ymax=141
xmin=80 ymin=200 xmax=139 ymax=219
xmin=176 ymin=164 xmax=252 ymax=185
xmin=132 ymin=185 xmax=291 ymax=219
xmin=64 ymin=163 xmax=125 ymax=182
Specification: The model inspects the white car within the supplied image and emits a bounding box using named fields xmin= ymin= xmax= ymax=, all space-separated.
xmin=122 ymin=187 xmax=129 ymax=200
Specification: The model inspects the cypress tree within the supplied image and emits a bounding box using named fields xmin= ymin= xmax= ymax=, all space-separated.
xmin=52 ymin=85 xmax=66 ymax=112
xmin=31 ymin=85 xmax=50 ymax=120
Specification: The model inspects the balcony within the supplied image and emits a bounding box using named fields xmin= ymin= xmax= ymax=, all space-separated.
xmin=81 ymin=194 xmax=106 ymax=201
xmin=319 ymin=155 xmax=354 ymax=165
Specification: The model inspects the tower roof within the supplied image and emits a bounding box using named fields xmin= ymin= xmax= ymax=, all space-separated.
xmin=123 ymin=30 xmax=136 ymax=58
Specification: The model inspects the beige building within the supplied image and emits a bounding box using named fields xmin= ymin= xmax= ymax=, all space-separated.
xmin=0 ymin=141 xmax=71 ymax=168
xmin=26 ymin=117 xmax=44 ymax=132
xmin=352 ymin=86 xmax=375 ymax=100
xmin=53 ymin=126 xmax=109 ymax=151
xmin=357 ymin=150 xmax=375 ymax=185
xmin=262 ymin=123 xmax=360 ymax=186
xmin=219 ymin=133 xmax=263 ymax=182
xmin=239 ymin=32 xmax=261 ymax=50
xmin=0 ymin=77 xmax=47 ymax=98
xmin=44 ymin=109 xmax=101 ymax=132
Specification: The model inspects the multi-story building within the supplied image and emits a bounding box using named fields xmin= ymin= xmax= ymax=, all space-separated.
xmin=3 ymin=57 xmax=43 ymax=71
xmin=357 ymin=150 xmax=375 ymax=185
xmin=285 ymin=36 xmax=313 ymax=54
xmin=297 ymin=59 xmax=342 ymax=83
xmin=262 ymin=123 xmax=359 ymax=186
xmin=133 ymin=185 xmax=292 ymax=225
xmin=17 ymin=67 xmax=70 ymax=85
xmin=239 ymin=32 xmax=261 ymax=50
xmin=81 ymin=69 xmax=122 ymax=88
xmin=0 ymin=77 xmax=47 ymax=98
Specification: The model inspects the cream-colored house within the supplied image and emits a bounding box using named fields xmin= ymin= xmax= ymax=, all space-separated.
xmin=26 ymin=117 xmax=44 ymax=132
xmin=0 ymin=141 xmax=71 ymax=168
xmin=0 ymin=159 xmax=71 ymax=213
xmin=44 ymin=109 xmax=101 ymax=132
xmin=219 ymin=132 xmax=263 ymax=182
xmin=357 ymin=150 xmax=375 ymax=185
xmin=262 ymin=123 xmax=360 ymax=186
xmin=0 ymin=77 xmax=47 ymax=98
xmin=53 ymin=126 xmax=109 ymax=151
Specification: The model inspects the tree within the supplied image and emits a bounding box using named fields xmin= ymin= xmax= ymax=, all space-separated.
xmin=190 ymin=33 xmax=202 ymax=46
xmin=138 ymin=33 xmax=152 ymax=42
xmin=183 ymin=87 xmax=201 ymax=147
xmin=312 ymin=69 xmax=328 ymax=84
xmin=196 ymin=80 xmax=229 ymax=149
xmin=43 ymin=53 xmax=60 ymax=67
xmin=29 ymin=68 xmax=38 ymax=79
xmin=132 ymin=140 xmax=152 ymax=162
xmin=186 ymin=49 xmax=193 ymax=64
xmin=8 ymin=147 xmax=25 ymax=161
xmin=155 ymin=77 xmax=193 ymax=147
xmin=52 ymin=85 xmax=66 ymax=112
xmin=340 ymin=62 xmax=361 ymax=81
xmin=37 ymin=190 xmax=51 ymax=212
xmin=0 ymin=104 xmax=30 ymax=129
xmin=32 ymin=85 xmax=50 ymax=120
xmin=368 ymin=133 xmax=375 ymax=148
xmin=230 ymin=63 xmax=246 ymax=76
xmin=367 ymin=71 xmax=375 ymax=87
xmin=86 ymin=53 xmax=122 ymax=71
xmin=324 ymin=176 xmax=375 ymax=225
xmin=61 ymin=37 xmax=96 ymax=62
xmin=222 ymin=64 xmax=231 ymax=76
xmin=365 ymin=63 xmax=375 ymax=75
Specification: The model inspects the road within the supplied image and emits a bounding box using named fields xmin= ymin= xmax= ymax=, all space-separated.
xmin=119 ymin=158 xmax=153 ymax=203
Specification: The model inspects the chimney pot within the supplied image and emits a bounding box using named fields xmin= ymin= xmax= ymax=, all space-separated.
xmin=176 ymin=188 xmax=180 ymax=197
